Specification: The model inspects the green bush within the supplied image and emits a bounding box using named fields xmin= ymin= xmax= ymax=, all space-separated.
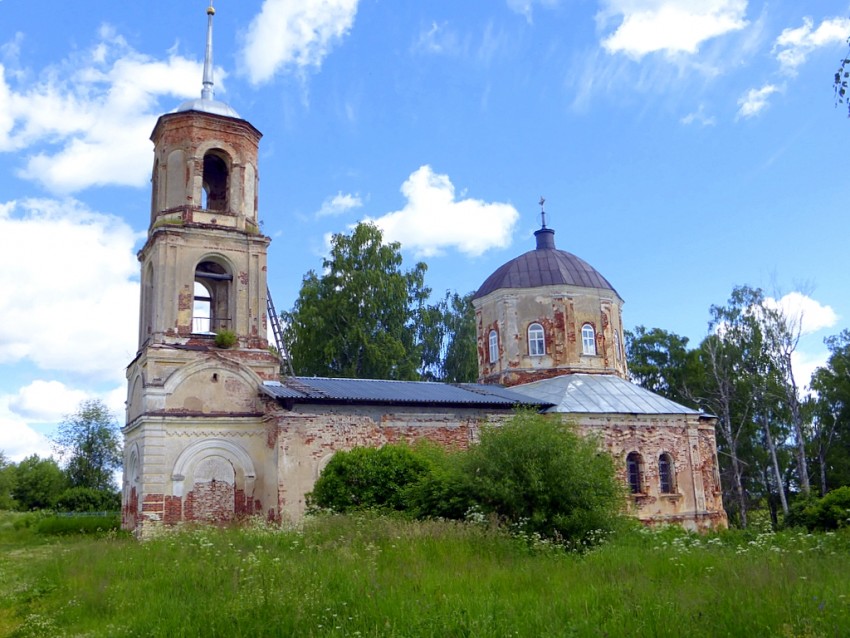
xmin=307 ymin=445 xmax=429 ymax=512
xmin=55 ymin=487 xmax=120 ymax=513
xmin=786 ymin=486 xmax=850 ymax=531
xmin=214 ymin=329 xmax=238 ymax=348
xmin=401 ymin=441 xmax=474 ymax=520
xmin=462 ymin=411 xmax=624 ymax=544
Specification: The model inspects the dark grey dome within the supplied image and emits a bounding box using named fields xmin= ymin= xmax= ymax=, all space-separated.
xmin=473 ymin=227 xmax=618 ymax=300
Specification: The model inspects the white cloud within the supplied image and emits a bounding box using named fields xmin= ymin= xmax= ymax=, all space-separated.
xmin=766 ymin=292 xmax=839 ymax=336
xmin=8 ymin=380 xmax=89 ymax=422
xmin=241 ymin=0 xmax=359 ymax=85
xmin=599 ymin=0 xmax=748 ymax=59
xmin=681 ymin=104 xmax=716 ymax=126
xmin=414 ymin=22 xmax=461 ymax=56
xmin=774 ymin=16 xmax=850 ymax=76
xmin=0 ymin=411 xmax=52 ymax=462
xmin=366 ymin=165 xmax=518 ymax=257
xmin=0 ymin=198 xmax=140 ymax=380
xmin=317 ymin=191 xmax=363 ymax=218
xmin=0 ymin=27 xmax=207 ymax=193
xmin=736 ymin=83 xmax=779 ymax=119
xmin=506 ymin=0 xmax=559 ymax=24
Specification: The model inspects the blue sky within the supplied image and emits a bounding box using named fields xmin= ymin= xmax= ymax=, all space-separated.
xmin=1 ymin=0 xmax=849 ymax=461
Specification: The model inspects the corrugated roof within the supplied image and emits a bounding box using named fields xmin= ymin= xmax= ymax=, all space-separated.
xmin=508 ymin=374 xmax=702 ymax=415
xmin=262 ymin=377 xmax=552 ymax=408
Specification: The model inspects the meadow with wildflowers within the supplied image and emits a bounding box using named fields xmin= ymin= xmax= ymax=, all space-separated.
xmin=1 ymin=511 xmax=849 ymax=637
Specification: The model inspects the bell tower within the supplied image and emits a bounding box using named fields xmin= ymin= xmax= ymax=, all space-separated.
xmin=123 ymin=3 xmax=280 ymax=533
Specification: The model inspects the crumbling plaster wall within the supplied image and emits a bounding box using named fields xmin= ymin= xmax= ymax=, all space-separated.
xmin=268 ymin=403 xmax=510 ymax=521
xmin=574 ymin=412 xmax=727 ymax=531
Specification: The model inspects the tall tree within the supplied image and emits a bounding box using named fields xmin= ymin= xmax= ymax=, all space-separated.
xmin=811 ymin=330 xmax=850 ymax=493
xmin=284 ymin=223 xmax=429 ymax=380
xmin=52 ymin=399 xmax=122 ymax=492
xmin=419 ymin=291 xmax=478 ymax=383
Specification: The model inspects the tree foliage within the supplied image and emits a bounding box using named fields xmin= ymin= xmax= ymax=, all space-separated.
xmin=284 ymin=223 xmax=429 ymax=380
xmin=0 ymin=451 xmax=18 ymax=510
xmin=12 ymin=455 xmax=67 ymax=510
xmin=625 ymin=326 xmax=700 ymax=407
xmin=52 ymin=399 xmax=122 ymax=492
xmin=284 ymin=223 xmax=477 ymax=381
xmin=811 ymin=330 xmax=850 ymax=493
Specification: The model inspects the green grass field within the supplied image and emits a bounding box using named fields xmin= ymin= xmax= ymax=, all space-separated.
xmin=1 ymin=512 xmax=848 ymax=637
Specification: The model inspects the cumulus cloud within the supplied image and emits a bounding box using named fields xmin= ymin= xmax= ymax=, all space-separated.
xmin=773 ymin=16 xmax=850 ymax=76
xmin=317 ymin=191 xmax=363 ymax=218
xmin=0 ymin=26 xmax=207 ymax=193
xmin=599 ymin=0 xmax=748 ymax=59
xmin=736 ymin=83 xmax=779 ymax=119
xmin=0 ymin=401 xmax=53 ymax=462
xmin=8 ymin=380 xmax=90 ymax=422
xmin=0 ymin=198 xmax=140 ymax=380
xmin=366 ymin=165 xmax=518 ymax=257
xmin=241 ymin=0 xmax=359 ymax=85
xmin=765 ymin=292 xmax=839 ymax=336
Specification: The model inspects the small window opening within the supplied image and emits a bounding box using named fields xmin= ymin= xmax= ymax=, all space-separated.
xmin=528 ymin=323 xmax=545 ymax=356
xmin=659 ymin=453 xmax=675 ymax=494
xmin=614 ymin=329 xmax=622 ymax=362
xmin=626 ymin=452 xmax=644 ymax=494
xmin=582 ymin=323 xmax=596 ymax=355
xmin=202 ymin=152 xmax=229 ymax=212
xmin=488 ymin=330 xmax=499 ymax=364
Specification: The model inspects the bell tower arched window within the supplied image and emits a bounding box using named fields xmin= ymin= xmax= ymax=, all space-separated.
xmin=528 ymin=323 xmax=545 ymax=356
xmin=193 ymin=260 xmax=232 ymax=334
xmin=202 ymin=151 xmax=229 ymax=212
xmin=581 ymin=323 xmax=596 ymax=355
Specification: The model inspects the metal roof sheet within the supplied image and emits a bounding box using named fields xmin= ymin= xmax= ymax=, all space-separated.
xmin=508 ymin=374 xmax=702 ymax=415
xmin=262 ymin=377 xmax=551 ymax=408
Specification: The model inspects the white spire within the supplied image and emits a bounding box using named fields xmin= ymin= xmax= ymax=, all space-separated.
xmin=201 ymin=1 xmax=215 ymax=101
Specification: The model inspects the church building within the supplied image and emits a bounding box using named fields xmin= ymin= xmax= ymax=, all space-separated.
xmin=122 ymin=6 xmax=727 ymax=535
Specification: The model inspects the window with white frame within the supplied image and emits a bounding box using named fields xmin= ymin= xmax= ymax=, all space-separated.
xmin=488 ymin=330 xmax=499 ymax=364
xmin=581 ymin=323 xmax=596 ymax=355
xmin=528 ymin=323 xmax=545 ymax=356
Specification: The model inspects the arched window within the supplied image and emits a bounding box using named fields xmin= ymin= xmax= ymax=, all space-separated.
xmin=202 ymin=151 xmax=229 ymax=212
xmin=528 ymin=323 xmax=545 ymax=356
xmin=193 ymin=260 xmax=232 ymax=333
xmin=581 ymin=323 xmax=596 ymax=355
xmin=614 ymin=329 xmax=622 ymax=362
xmin=659 ymin=453 xmax=675 ymax=494
xmin=626 ymin=452 xmax=644 ymax=494
xmin=193 ymin=281 xmax=212 ymax=333
xmin=488 ymin=330 xmax=499 ymax=364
